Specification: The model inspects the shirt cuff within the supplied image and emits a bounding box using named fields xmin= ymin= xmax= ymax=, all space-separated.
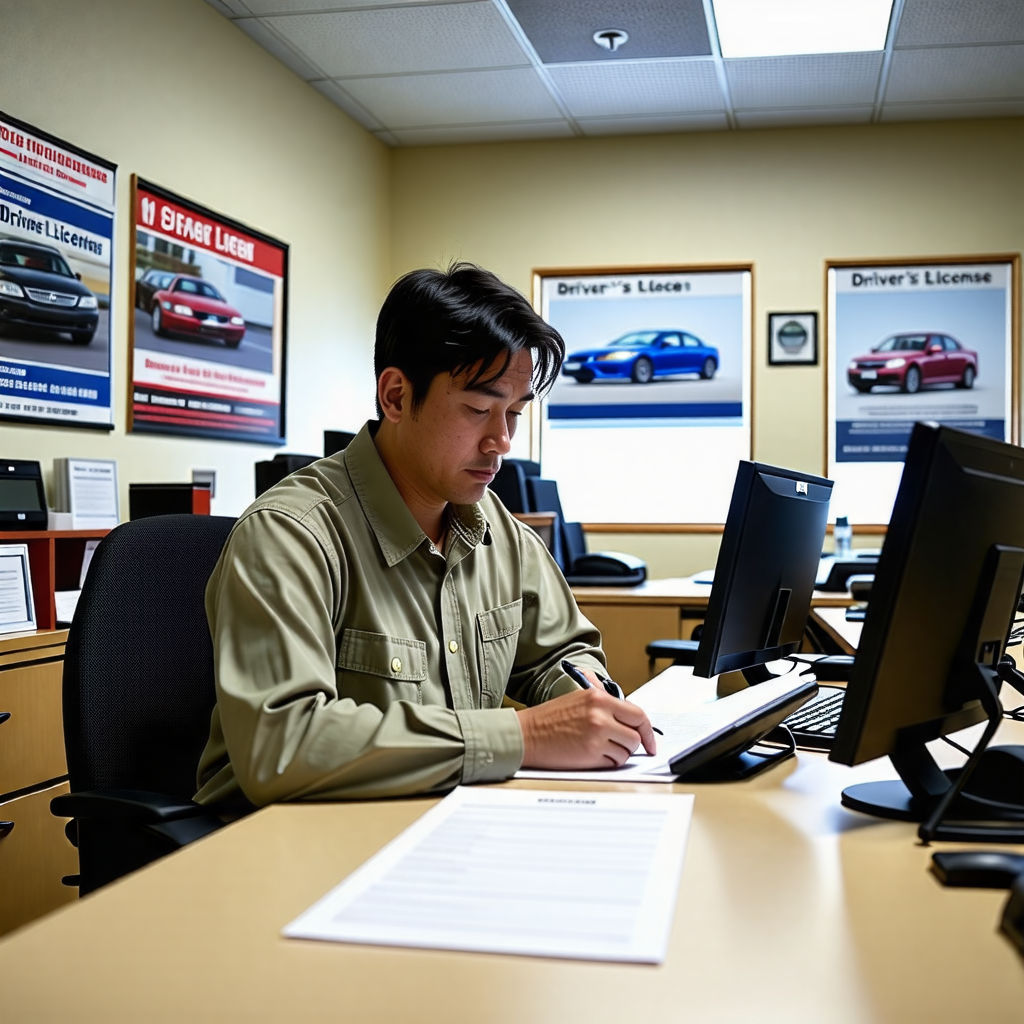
xmin=456 ymin=707 xmax=524 ymax=783
xmin=553 ymin=656 xmax=610 ymax=697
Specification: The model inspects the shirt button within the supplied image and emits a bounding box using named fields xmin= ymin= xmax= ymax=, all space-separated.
xmin=391 ymin=657 xmax=402 ymax=674
xmin=448 ymin=640 xmax=459 ymax=654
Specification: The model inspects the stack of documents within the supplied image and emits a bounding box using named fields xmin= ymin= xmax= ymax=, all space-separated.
xmin=284 ymin=787 xmax=693 ymax=963
xmin=52 ymin=458 xmax=119 ymax=530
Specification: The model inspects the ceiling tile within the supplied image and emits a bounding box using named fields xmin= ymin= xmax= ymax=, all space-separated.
xmin=578 ymin=112 xmax=728 ymax=135
xmin=895 ymin=0 xmax=1024 ymax=47
xmin=504 ymin=0 xmax=711 ymax=62
xmin=309 ymin=79 xmax=383 ymax=130
xmin=547 ymin=60 xmax=723 ymax=117
xmin=880 ymin=98 xmax=1024 ymax=121
xmin=886 ymin=45 xmax=1024 ymax=102
xmin=735 ymin=106 xmax=873 ymax=128
xmin=340 ymin=68 xmax=564 ymax=127
xmin=385 ymin=121 xmax=576 ymax=146
xmin=264 ymin=3 xmax=530 ymax=77
xmin=233 ymin=16 xmax=325 ymax=79
xmin=726 ymin=54 xmax=882 ymax=108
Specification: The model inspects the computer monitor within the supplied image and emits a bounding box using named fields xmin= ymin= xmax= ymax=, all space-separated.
xmin=830 ymin=422 xmax=1024 ymax=842
xmin=695 ymin=461 xmax=834 ymax=683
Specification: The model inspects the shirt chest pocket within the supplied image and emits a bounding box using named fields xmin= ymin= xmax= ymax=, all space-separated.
xmin=336 ymin=629 xmax=427 ymax=707
xmin=476 ymin=599 xmax=522 ymax=708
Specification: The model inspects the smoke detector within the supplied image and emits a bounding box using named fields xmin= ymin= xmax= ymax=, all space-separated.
xmin=593 ymin=29 xmax=629 ymax=52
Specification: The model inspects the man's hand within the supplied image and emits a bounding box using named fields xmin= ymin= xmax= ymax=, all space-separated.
xmin=516 ymin=687 xmax=657 ymax=769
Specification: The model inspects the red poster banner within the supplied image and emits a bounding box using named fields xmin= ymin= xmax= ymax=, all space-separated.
xmin=135 ymin=187 xmax=284 ymax=277
xmin=129 ymin=176 xmax=288 ymax=444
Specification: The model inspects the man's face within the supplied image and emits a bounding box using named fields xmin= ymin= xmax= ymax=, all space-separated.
xmin=397 ymin=347 xmax=535 ymax=508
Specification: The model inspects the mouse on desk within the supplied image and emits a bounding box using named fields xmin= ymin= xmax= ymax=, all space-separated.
xmin=931 ymin=851 xmax=1024 ymax=889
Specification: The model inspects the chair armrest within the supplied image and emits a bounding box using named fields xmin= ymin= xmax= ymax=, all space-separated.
xmin=51 ymin=788 xmax=212 ymax=824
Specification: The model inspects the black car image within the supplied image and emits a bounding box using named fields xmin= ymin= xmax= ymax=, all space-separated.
xmin=0 ymin=237 xmax=99 ymax=345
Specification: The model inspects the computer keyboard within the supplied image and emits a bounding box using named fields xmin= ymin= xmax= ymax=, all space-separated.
xmin=783 ymin=685 xmax=845 ymax=750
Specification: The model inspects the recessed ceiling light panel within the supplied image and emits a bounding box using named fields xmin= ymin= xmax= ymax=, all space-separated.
xmin=712 ymin=0 xmax=894 ymax=58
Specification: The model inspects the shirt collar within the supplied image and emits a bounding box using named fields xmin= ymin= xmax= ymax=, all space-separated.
xmin=344 ymin=421 xmax=489 ymax=567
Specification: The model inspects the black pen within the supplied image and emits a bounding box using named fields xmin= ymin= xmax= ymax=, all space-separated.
xmin=560 ymin=660 xmax=663 ymax=735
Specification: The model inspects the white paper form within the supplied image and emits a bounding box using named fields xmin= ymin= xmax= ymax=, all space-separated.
xmin=283 ymin=787 xmax=693 ymax=963
xmin=515 ymin=673 xmax=812 ymax=784
xmin=67 ymin=459 xmax=118 ymax=530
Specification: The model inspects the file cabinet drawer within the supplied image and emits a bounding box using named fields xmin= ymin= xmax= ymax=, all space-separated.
xmin=0 ymin=780 xmax=78 ymax=936
xmin=0 ymin=660 xmax=67 ymax=794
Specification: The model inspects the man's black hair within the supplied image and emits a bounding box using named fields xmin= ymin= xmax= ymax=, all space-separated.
xmin=374 ymin=262 xmax=564 ymax=417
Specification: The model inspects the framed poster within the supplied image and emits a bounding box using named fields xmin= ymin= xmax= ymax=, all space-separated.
xmin=535 ymin=265 xmax=752 ymax=525
xmin=129 ymin=177 xmax=288 ymax=443
xmin=0 ymin=111 xmax=116 ymax=430
xmin=768 ymin=312 xmax=817 ymax=366
xmin=826 ymin=256 xmax=1019 ymax=524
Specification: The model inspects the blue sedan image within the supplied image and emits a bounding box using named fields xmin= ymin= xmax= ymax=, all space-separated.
xmin=561 ymin=330 xmax=719 ymax=384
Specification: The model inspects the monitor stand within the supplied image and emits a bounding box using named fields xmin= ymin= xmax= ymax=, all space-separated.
xmin=716 ymin=662 xmax=784 ymax=698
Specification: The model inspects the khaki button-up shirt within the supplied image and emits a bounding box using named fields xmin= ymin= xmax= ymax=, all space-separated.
xmin=195 ymin=423 xmax=607 ymax=807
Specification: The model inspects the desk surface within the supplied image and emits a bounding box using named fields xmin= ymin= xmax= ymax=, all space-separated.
xmin=572 ymin=574 xmax=856 ymax=608
xmin=1 ymin=669 xmax=1022 ymax=1023
xmin=812 ymin=605 xmax=865 ymax=655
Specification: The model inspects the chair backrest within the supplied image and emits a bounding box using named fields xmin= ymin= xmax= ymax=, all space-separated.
xmin=526 ymin=477 xmax=588 ymax=567
xmin=62 ymin=514 xmax=236 ymax=799
xmin=490 ymin=460 xmax=530 ymax=513
xmin=514 ymin=458 xmax=542 ymax=479
xmin=526 ymin=477 xmax=564 ymax=520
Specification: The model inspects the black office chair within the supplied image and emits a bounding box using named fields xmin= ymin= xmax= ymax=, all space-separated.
xmin=525 ymin=477 xmax=646 ymax=587
xmin=51 ymin=514 xmax=236 ymax=895
xmin=646 ymin=628 xmax=703 ymax=674
xmin=490 ymin=458 xmax=540 ymax=514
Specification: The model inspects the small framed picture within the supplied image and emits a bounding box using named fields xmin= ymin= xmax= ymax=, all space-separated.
xmin=768 ymin=312 xmax=818 ymax=366
xmin=0 ymin=543 xmax=36 ymax=635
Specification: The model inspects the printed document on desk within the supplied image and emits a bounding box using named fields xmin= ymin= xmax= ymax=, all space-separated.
xmin=283 ymin=786 xmax=693 ymax=964
xmin=516 ymin=673 xmax=812 ymax=783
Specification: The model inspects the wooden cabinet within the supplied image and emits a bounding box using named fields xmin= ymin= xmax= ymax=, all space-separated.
xmin=0 ymin=630 xmax=78 ymax=936
xmin=571 ymin=578 xmax=713 ymax=693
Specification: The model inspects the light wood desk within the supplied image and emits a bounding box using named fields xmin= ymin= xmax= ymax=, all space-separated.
xmin=1 ymin=668 xmax=1022 ymax=1023
xmin=573 ymin=576 xmax=856 ymax=692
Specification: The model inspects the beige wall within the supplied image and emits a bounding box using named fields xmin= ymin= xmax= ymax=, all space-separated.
xmin=4 ymin=3 xmax=1022 ymax=574
xmin=0 ymin=0 xmax=390 ymax=516
xmin=390 ymin=120 xmax=1024 ymax=575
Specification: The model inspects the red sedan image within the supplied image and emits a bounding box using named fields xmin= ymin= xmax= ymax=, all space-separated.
xmin=151 ymin=275 xmax=246 ymax=348
xmin=847 ymin=332 xmax=978 ymax=394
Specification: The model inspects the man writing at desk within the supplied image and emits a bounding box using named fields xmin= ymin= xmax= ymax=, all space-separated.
xmin=196 ymin=264 xmax=655 ymax=810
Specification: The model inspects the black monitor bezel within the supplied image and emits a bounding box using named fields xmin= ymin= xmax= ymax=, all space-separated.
xmin=0 ymin=459 xmax=47 ymax=530
xmin=694 ymin=460 xmax=834 ymax=679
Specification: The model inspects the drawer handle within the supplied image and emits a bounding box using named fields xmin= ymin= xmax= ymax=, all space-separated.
xmin=0 ymin=712 xmax=10 ymax=726
xmin=0 ymin=821 xmax=13 ymax=840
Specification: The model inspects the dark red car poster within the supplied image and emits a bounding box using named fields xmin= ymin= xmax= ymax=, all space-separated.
xmin=129 ymin=176 xmax=288 ymax=443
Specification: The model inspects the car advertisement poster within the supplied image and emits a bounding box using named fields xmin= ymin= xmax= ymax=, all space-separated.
xmin=0 ymin=111 xmax=116 ymax=430
xmin=827 ymin=258 xmax=1017 ymax=524
xmin=129 ymin=177 xmax=288 ymax=444
xmin=536 ymin=267 xmax=751 ymax=524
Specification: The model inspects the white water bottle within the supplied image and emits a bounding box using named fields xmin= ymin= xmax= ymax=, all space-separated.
xmin=834 ymin=515 xmax=853 ymax=559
